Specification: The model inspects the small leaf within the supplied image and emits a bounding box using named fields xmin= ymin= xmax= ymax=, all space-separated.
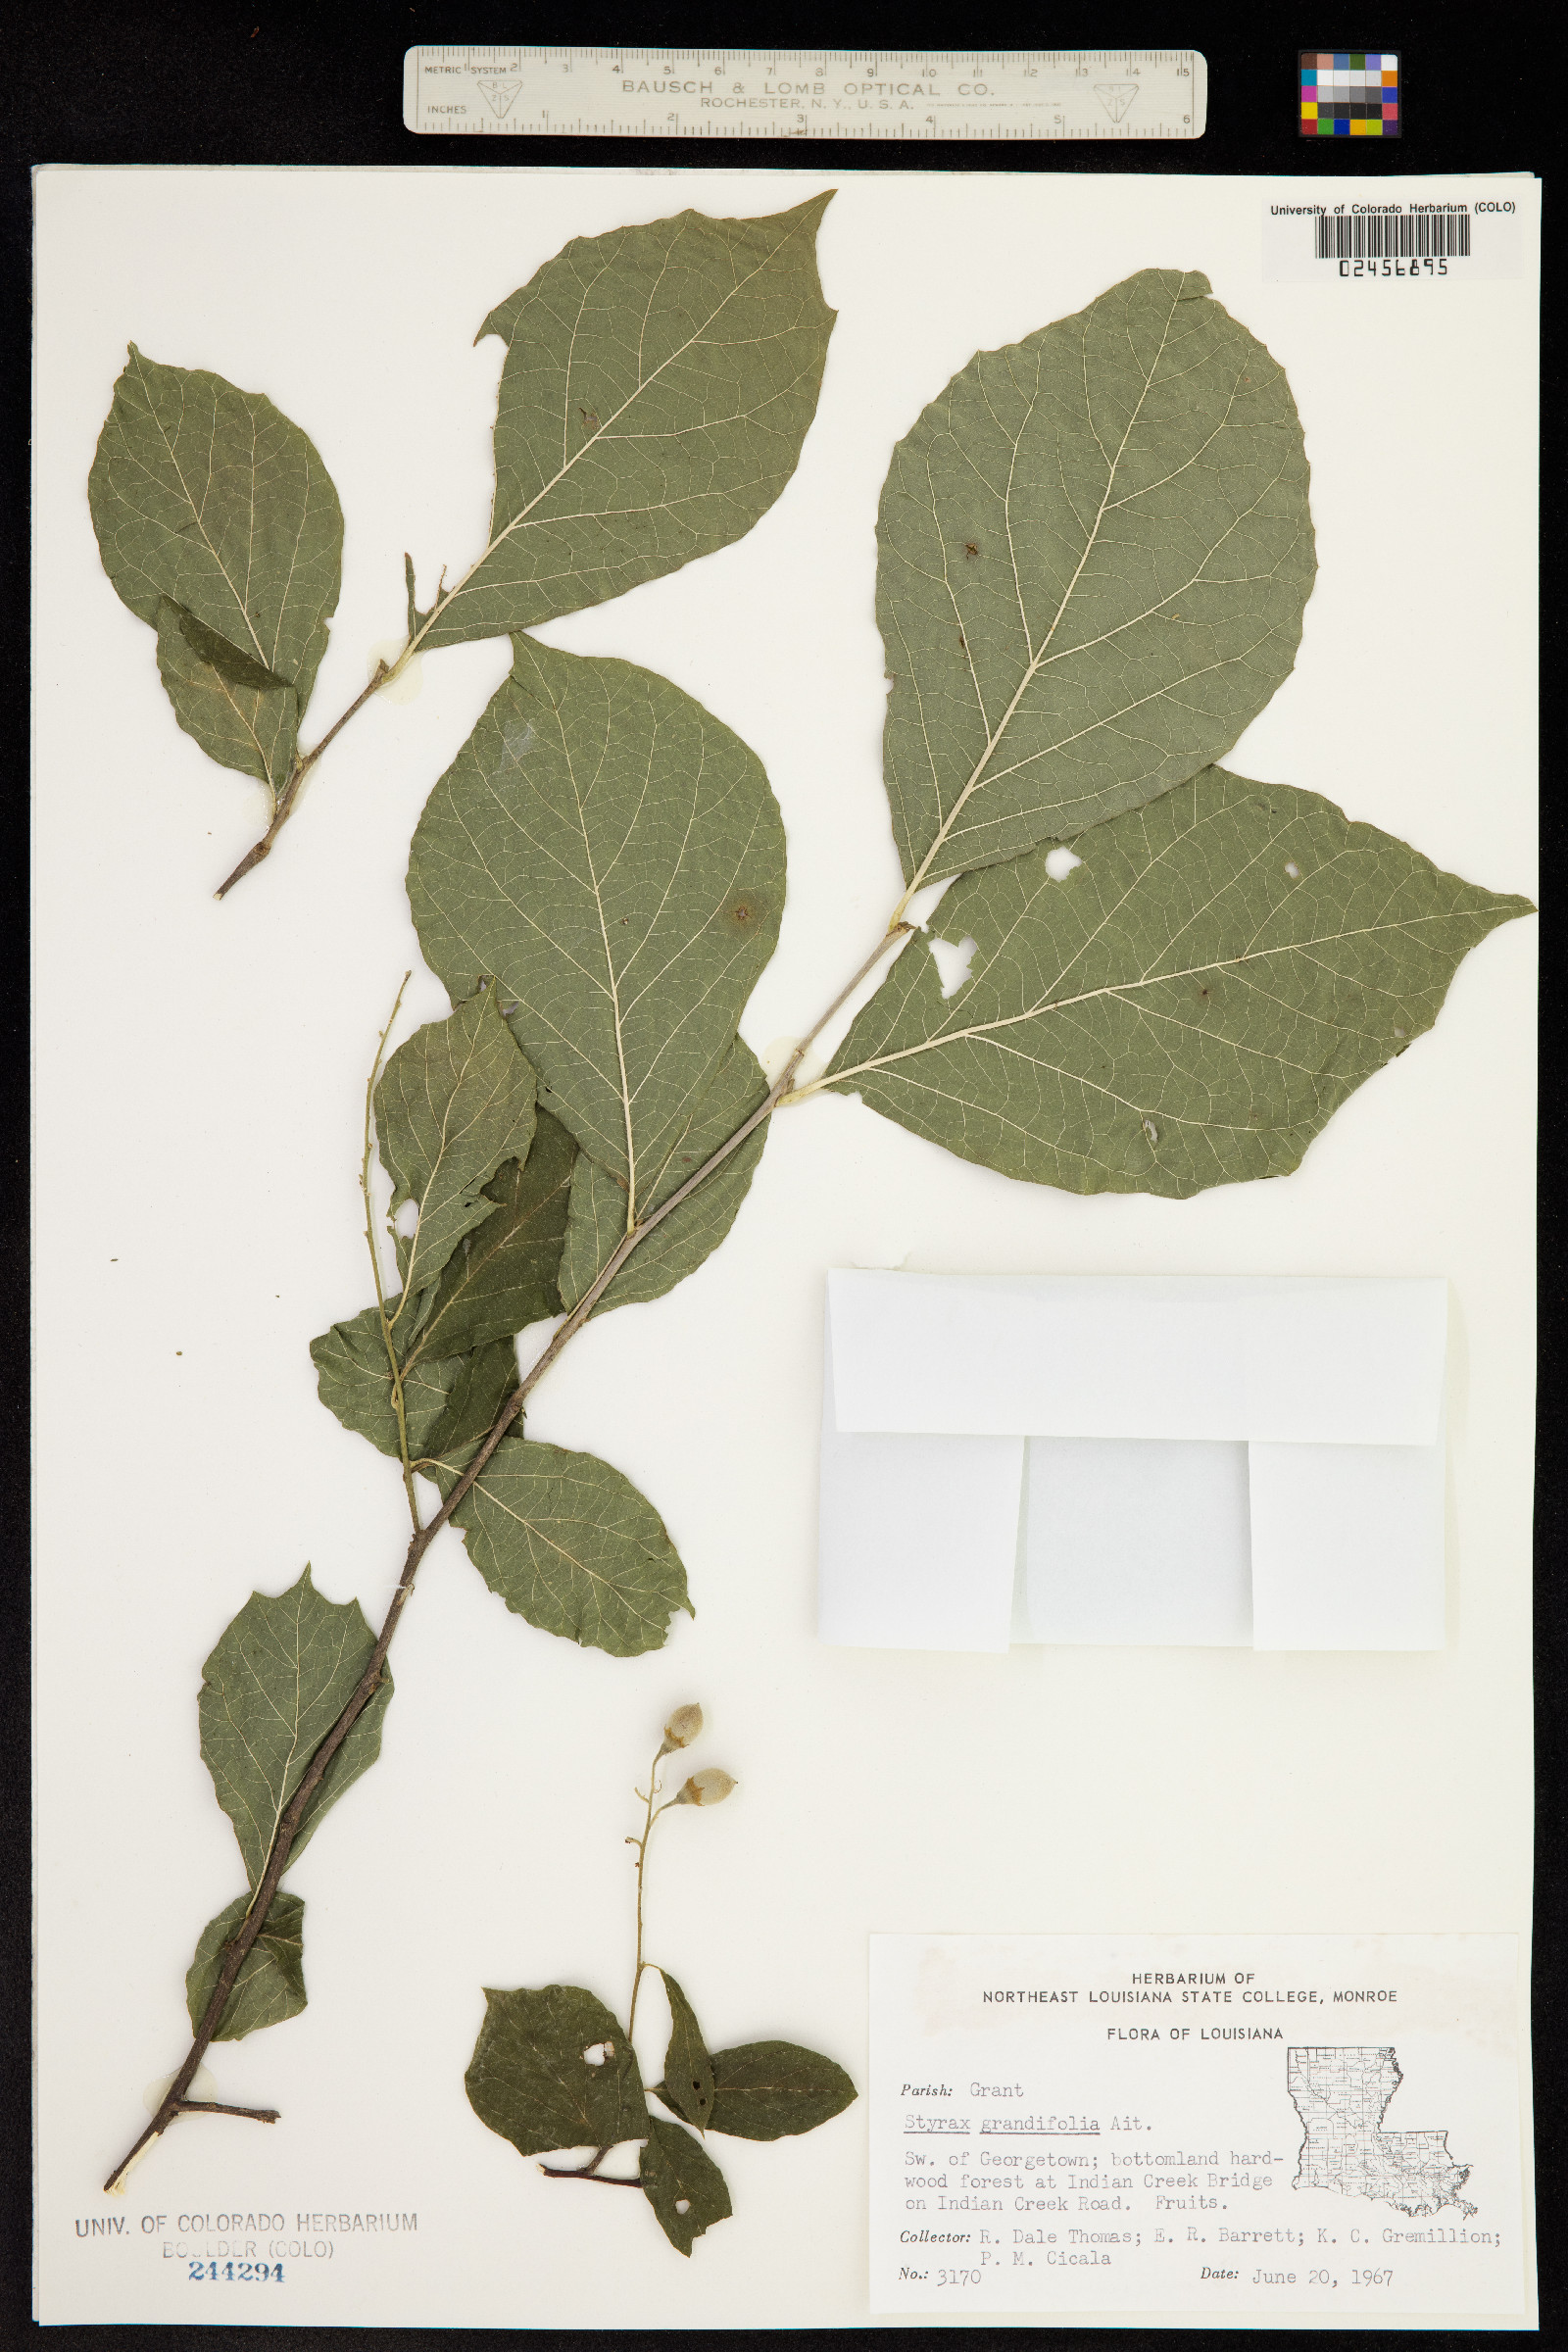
xmin=879 ymin=269 xmax=1316 ymax=889
xmin=199 ymin=1566 xmax=392 ymax=1888
xmin=412 ymin=1341 xmax=520 ymax=1486
xmin=155 ymin=599 xmax=298 ymax=799
xmin=657 ymin=1972 xmax=714 ymax=2132
xmin=466 ymin=1984 xmax=647 ymax=2158
xmin=185 ymin=1890 xmax=306 ymax=2041
xmin=827 ymin=767 xmax=1535 ymax=1198
xmin=90 ymin=345 xmax=343 ymax=735
xmin=453 ymin=1435 xmax=691 ymax=1657
xmin=416 ymin=1109 xmax=576 ymax=1359
xmin=420 ymin=197 xmax=835 ymax=648
xmin=404 ymin=552 xmax=420 ymax=638
xmin=707 ymin=2041 xmax=857 ymax=2140
xmin=309 ymin=1303 xmax=475 ymax=1461
xmin=639 ymin=2116 xmax=731 ymax=2255
xmin=376 ymin=990 xmax=539 ymax=1302
xmin=410 ymin=638 xmax=784 ymax=1219
xmin=560 ymin=1041 xmax=768 ymax=1316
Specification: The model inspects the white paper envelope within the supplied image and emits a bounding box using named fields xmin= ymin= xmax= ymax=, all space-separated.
xmin=818 ymin=1271 xmax=1447 ymax=1653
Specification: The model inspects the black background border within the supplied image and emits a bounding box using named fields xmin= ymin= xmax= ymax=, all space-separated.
xmin=8 ymin=5 xmax=1558 ymax=2347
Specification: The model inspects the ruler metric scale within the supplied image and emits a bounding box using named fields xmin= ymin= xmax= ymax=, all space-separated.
xmin=404 ymin=49 xmax=1207 ymax=141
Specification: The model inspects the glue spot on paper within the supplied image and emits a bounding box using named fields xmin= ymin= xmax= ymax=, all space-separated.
xmin=368 ymin=638 xmax=423 ymax=704
xmin=760 ymin=1034 xmax=827 ymax=1088
xmin=1045 ymin=846 xmax=1083 ymax=881
xmin=143 ymin=2062 xmax=219 ymax=2116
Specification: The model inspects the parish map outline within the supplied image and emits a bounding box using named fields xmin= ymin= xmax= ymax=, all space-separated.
xmin=1288 ymin=2043 xmax=1476 ymax=2219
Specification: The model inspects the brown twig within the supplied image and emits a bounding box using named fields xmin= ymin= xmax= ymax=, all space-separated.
xmin=538 ymin=2162 xmax=641 ymax=2187
xmin=103 ymin=920 xmax=913 ymax=2193
xmin=214 ymin=663 xmax=393 ymax=899
xmin=173 ymin=2100 xmax=280 ymax=2124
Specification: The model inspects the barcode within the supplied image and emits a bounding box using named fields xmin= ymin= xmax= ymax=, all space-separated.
xmin=1314 ymin=211 xmax=1471 ymax=261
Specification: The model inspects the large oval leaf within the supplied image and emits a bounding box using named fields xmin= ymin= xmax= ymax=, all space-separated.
xmin=409 ymin=637 xmax=784 ymax=1223
xmin=879 ymin=270 xmax=1315 ymax=891
xmin=89 ymin=345 xmax=343 ymax=795
xmin=419 ymin=198 xmax=834 ymax=647
xmin=453 ymin=1435 xmax=692 ymax=1657
xmin=826 ymin=767 xmax=1533 ymax=1198
xmin=466 ymin=1984 xmax=647 ymax=2159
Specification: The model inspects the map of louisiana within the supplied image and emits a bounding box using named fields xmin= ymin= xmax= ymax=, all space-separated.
xmin=1288 ymin=2045 xmax=1476 ymax=2218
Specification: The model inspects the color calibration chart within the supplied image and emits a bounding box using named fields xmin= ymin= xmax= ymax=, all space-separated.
xmin=1299 ymin=52 xmax=1400 ymax=138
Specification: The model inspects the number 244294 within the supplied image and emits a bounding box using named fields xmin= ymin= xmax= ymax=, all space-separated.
xmin=188 ymin=2260 xmax=283 ymax=2282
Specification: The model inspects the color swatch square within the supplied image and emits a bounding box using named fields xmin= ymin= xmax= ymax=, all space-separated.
xmin=1298 ymin=49 xmax=1400 ymax=137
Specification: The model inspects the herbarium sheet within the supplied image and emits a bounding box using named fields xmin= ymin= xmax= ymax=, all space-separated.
xmin=33 ymin=166 xmax=1539 ymax=2328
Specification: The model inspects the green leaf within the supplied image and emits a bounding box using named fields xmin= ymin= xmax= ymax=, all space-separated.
xmin=560 ymin=1042 xmax=768 ymax=1317
xmin=376 ymin=990 xmax=539 ymax=1304
xmin=656 ymin=1971 xmax=715 ymax=2132
xmin=466 ymin=1984 xmax=647 ymax=2159
xmin=452 ymin=1435 xmax=691 ymax=1657
xmin=419 ymin=198 xmax=835 ymax=648
xmin=310 ymin=1112 xmax=565 ymax=1474
xmin=879 ymin=270 xmax=1316 ymax=891
xmin=185 ymin=1890 xmax=306 ymax=2042
xmin=826 ymin=767 xmax=1534 ymax=1198
xmin=199 ymin=1566 xmax=392 ymax=1888
xmin=89 ymin=344 xmax=343 ymax=738
xmin=707 ymin=2040 xmax=858 ymax=2141
xmin=412 ymin=1341 xmax=520 ymax=1487
xmin=155 ymin=598 xmax=297 ymax=799
xmin=639 ymin=2116 xmax=732 ymax=2255
xmin=409 ymin=637 xmax=784 ymax=1220
xmin=415 ymin=1109 xmax=576 ymax=1360
xmin=310 ymin=1302 xmax=479 ymax=1462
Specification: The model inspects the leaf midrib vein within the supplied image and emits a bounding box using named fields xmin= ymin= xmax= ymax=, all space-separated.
xmin=828 ymin=909 xmax=1498 ymax=1092
xmin=131 ymin=352 xmax=271 ymax=669
xmin=417 ymin=212 xmax=813 ymax=645
xmin=900 ymin=273 xmax=1187 ymax=901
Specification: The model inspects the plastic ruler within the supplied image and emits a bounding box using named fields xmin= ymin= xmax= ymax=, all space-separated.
xmin=403 ymin=49 xmax=1207 ymax=141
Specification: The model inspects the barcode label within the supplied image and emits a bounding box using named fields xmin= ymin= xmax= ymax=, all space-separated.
xmin=1262 ymin=189 xmax=1524 ymax=283
xmin=1314 ymin=210 xmax=1471 ymax=260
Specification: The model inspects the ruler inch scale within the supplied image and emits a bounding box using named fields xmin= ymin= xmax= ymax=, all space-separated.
xmin=404 ymin=48 xmax=1207 ymax=142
